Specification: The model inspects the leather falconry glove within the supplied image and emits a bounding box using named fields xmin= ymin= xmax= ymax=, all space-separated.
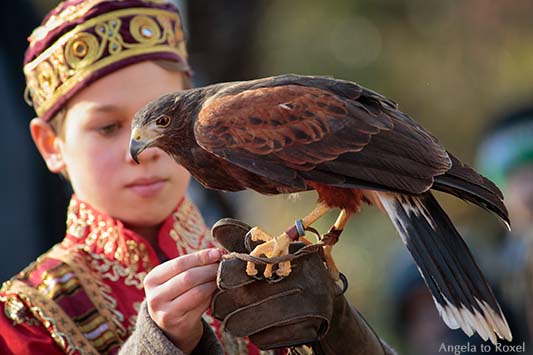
xmin=210 ymin=218 xmax=396 ymax=355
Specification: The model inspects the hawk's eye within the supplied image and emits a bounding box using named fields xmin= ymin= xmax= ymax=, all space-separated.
xmin=155 ymin=115 xmax=171 ymax=127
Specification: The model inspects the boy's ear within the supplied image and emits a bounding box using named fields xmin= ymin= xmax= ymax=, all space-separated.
xmin=29 ymin=118 xmax=65 ymax=173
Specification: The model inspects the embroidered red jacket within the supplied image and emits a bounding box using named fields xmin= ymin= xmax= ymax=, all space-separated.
xmin=0 ymin=196 xmax=264 ymax=355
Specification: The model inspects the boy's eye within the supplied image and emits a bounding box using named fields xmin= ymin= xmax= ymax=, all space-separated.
xmin=98 ymin=123 xmax=120 ymax=136
xmin=155 ymin=115 xmax=171 ymax=128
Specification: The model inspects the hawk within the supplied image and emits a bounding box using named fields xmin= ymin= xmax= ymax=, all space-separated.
xmin=130 ymin=74 xmax=511 ymax=344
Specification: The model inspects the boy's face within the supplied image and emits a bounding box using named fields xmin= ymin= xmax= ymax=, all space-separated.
xmin=33 ymin=61 xmax=190 ymax=227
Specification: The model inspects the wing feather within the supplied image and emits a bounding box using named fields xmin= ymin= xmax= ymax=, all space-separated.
xmin=194 ymin=76 xmax=451 ymax=194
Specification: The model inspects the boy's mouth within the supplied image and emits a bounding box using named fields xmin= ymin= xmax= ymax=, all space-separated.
xmin=126 ymin=177 xmax=167 ymax=197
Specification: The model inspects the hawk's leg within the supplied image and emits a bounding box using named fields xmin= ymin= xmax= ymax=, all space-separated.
xmin=323 ymin=209 xmax=351 ymax=281
xmin=246 ymin=202 xmax=332 ymax=278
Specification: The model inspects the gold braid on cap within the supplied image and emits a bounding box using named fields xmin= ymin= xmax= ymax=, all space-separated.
xmin=24 ymin=7 xmax=188 ymax=119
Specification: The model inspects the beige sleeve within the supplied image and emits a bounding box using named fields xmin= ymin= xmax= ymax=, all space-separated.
xmin=119 ymin=301 xmax=224 ymax=355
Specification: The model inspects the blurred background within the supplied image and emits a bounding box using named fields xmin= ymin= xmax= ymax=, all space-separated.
xmin=1 ymin=0 xmax=532 ymax=353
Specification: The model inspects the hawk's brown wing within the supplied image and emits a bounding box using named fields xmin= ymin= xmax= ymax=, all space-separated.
xmin=194 ymin=79 xmax=451 ymax=194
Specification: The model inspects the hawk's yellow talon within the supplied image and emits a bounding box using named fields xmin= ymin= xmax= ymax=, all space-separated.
xmin=249 ymin=226 xmax=273 ymax=242
xmin=276 ymin=261 xmax=292 ymax=277
xmin=246 ymin=262 xmax=258 ymax=276
xmin=264 ymin=264 xmax=273 ymax=278
xmin=245 ymin=230 xmax=292 ymax=278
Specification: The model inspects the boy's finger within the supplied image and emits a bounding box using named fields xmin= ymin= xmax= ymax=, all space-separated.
xmin=181 ymin=296 xmax=214 ymax=325
xmin=166 ymin=281 xmax=218 ymax=321
xmin=148 ymin=263 xmax=218 ymax=301
xmin=145 ymin=249 xmax=220 ymax=286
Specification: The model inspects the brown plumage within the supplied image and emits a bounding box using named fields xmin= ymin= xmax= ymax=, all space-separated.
xmin=130 ymin=74 xmax=511 ymax=344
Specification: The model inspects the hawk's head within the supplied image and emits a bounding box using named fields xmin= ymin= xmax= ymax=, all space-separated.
xmin=129 ymin=91 xmax=189 ymax=163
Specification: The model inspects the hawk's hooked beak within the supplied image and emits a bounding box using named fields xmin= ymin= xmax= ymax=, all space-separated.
xmin=130 ymin=126 xmax=150 ymax=164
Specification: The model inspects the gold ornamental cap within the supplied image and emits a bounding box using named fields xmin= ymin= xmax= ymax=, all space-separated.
xmin=23 ymin=0 xmax=189 ymax=121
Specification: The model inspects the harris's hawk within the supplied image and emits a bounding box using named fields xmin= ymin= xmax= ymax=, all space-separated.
xmin=129 ymin=74 xmax=512 ymax=344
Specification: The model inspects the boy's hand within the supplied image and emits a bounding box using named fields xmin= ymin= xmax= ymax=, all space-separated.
xmin=143 ymin=248 xmax=221 ymax=354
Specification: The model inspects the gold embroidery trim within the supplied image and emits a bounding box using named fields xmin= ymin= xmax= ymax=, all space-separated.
xmin=7 ymin=280 xmax=98 ymax=355
xmin=1 ymin=291 xmax=39 ymax=326
xmin=63 ymin=197 xmax=212 ymax=292
xmin=29 ymin=0 xmax=174 ymax=45
xmin=169 ymin=198 xmax=213 ymax=255
xmin=48 ymin=246 xmax=127 ymax=339
xmin=64 ymin=199 xmax=152 ymax=290
xmin=82 ymin=241 xmax=149 ymax=289
xmin=24 ymin=7 xmax=187 ymax=117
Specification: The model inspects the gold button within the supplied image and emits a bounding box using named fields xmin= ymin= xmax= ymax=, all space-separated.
xmin=72 ymin=40 xmax=88 ymax=58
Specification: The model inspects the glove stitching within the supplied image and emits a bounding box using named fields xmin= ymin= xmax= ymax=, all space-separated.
xmin=221 ymin=288 xmax=301 ymax=333
xmin=230 ymin=314 xmax=330 ymax=337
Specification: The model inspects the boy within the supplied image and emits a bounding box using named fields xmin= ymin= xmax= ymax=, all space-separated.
xmin=1 ymin=1 xmax=393 ymax=354
xmin=0 ymin=1 xmax=236 ymax=353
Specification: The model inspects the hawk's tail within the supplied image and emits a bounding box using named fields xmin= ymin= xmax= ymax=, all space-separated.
xmin=377 ymin=192 xmax=512 ymax=344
